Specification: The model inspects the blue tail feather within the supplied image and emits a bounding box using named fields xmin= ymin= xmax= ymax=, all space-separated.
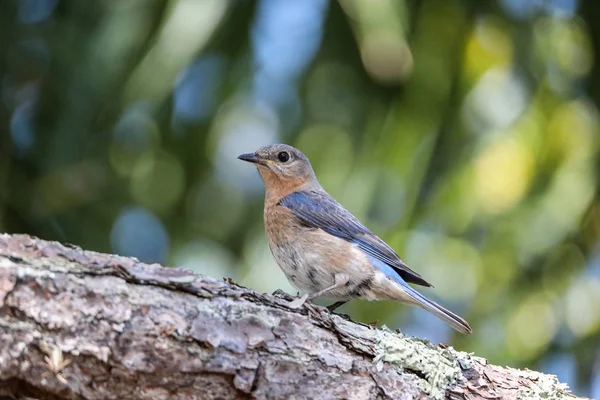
xmin=402 ymin=283 xmax=472 ymax=334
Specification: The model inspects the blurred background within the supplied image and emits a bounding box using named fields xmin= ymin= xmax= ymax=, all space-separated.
xmin=1 ymin=0 xmax=599 ymax=396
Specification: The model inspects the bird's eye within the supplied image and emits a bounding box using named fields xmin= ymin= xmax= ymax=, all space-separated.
xmin=277 ymin=151 xmax=290 ymax=162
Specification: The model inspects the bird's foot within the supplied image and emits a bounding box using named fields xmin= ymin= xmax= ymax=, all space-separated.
xmin=272 ymin=289 xmax=288 ymax=298
xmin=287 ymin=294 xmax=309 ymax=309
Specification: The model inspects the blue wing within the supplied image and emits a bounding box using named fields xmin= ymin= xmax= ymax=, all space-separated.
xmin=278 ymin=190 xmax=432 ymax=287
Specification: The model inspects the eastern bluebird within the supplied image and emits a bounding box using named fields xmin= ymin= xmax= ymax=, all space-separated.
xmin=239 ymin=144 xmax=472 ymax=334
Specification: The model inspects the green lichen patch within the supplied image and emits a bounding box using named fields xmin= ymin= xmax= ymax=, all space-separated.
xmin=328 ymin=315 xmax=467 ymax=400
xmin=513 ymin=367 xmax=577 ymax=400
xmin=372 ymin=327 xmax=463 ymax=400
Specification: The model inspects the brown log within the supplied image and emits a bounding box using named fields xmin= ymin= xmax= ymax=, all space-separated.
xmin=0 ymin=234 xmax=583 ymax=400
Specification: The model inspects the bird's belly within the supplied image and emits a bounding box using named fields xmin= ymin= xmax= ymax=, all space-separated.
xmin=267 ymin=228 xmax=374 ymax=299
xmin=269 ymin=243 xmax=317 ymax=292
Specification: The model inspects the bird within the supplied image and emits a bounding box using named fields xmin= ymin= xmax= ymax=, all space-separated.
xmin=238 ymin=144 xmax=472 ymax=334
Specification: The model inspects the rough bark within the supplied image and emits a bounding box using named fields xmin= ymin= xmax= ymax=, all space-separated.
xmin=0 ymin=234 xmax=582 ymax=400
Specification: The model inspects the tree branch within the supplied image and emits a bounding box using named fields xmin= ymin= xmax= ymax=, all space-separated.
xmin=0 ymin=234 xmax=582 ymax=399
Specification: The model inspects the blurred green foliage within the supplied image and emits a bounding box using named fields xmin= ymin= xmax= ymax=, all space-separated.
xmin=1 ymin=0 xmax=600 ymax=396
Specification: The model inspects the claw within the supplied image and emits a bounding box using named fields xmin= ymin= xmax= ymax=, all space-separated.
xmin=272 ymin=289 xmax=287 ymax=297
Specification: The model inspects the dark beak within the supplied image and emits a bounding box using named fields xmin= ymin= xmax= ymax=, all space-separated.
xmin=238 ymin=153 xmax=262 ymax=164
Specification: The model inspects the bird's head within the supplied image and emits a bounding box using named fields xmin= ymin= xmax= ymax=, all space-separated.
xmin=238 ymin=144 xmax=318 ymax=194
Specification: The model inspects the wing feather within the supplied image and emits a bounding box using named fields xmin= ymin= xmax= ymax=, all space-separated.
xmin=278 ymin=191 xmax=432 ymax=287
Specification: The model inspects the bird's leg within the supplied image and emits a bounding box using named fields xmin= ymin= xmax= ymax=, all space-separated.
xmin=287 ymin=273 xmax=350 ymax=309
xmin=326 ymin=301 xmax=348 ymax=312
